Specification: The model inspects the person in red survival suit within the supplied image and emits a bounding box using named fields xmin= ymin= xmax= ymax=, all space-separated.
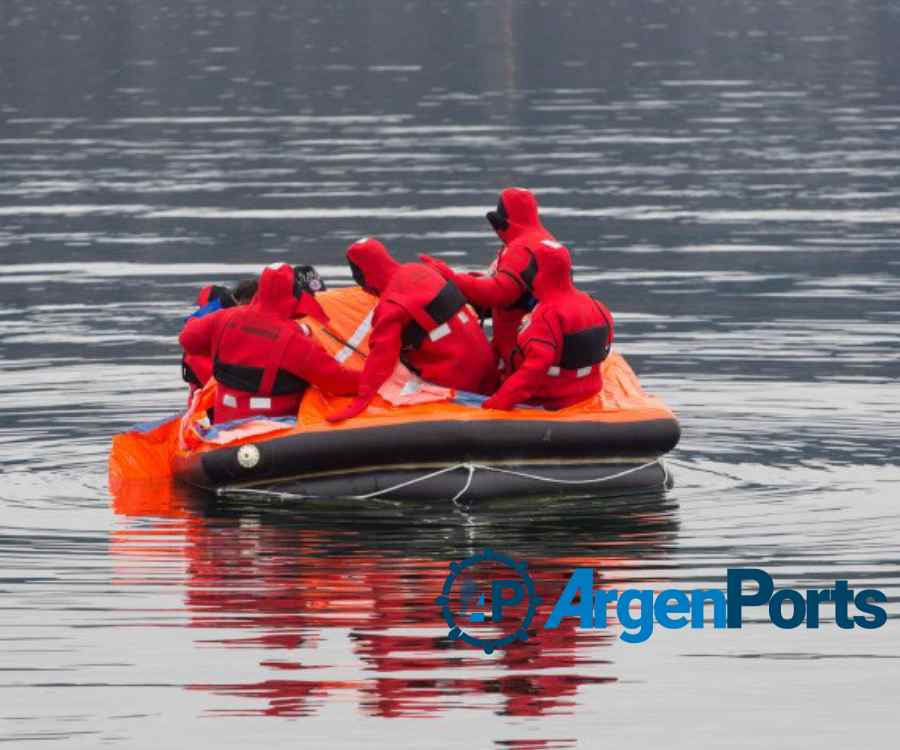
xmin=482 ymin=241 xmax=614 ymax=411
xmin=180 ymin=263 xmax=359 ymax=423
xmin=181 ymin=278 xmax=259 ymax=404
xmin=326 ymin=238 xmax=498 ymax=423
xmin=418 ymin=187 xmax=556 ymax=373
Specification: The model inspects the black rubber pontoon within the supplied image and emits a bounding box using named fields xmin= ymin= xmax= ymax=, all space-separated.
xmin=173 ymin=417 xmax=680 ymax=502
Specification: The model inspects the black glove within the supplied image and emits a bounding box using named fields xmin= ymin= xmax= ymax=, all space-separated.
xmin=294 ymin=265 xmax=326 ymax=295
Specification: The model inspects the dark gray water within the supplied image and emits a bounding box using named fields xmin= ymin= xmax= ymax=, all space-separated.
xmin=1 ymin=1 xmax=898 ymax=747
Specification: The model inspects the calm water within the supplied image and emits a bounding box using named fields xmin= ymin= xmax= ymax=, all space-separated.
xmin=1 ymin=0 xmax=899 ymax=747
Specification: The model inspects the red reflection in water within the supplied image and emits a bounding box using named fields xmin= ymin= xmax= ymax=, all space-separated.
xmin=111 ymin=482 xmax=674 ymax=718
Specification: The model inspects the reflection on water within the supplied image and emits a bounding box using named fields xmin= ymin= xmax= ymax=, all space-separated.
xmin=2 ymin=0 xmax=900 ymax=746
xmin=110 ymin=484 xmax=677 ymax=718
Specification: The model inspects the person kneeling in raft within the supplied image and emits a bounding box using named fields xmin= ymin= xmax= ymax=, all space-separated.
xmin=327 ymin=238 xmax=498 ymax=423
xmin=483 ymin=241 xmax=614 ymax=411
xmin=180 ymin=262 xmax=360 ymax=424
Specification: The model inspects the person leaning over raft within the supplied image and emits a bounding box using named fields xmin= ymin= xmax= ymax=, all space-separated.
xmin=483 ymin=240 xmax=614 ymax=411
xmin=180 ymin=262 xmax=359 ymax=424
xmin=326 ymin=237 xmax=498 ymax=423
xmin=419 ymin=187 xmax=557 ymax=374
xmin=181 ymin=277 xmax=259 ymax=404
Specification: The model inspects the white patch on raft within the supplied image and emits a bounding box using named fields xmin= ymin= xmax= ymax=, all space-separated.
xmin=236 ymin=444 xmax=261 ymax=468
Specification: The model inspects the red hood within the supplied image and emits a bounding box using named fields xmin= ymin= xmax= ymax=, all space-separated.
xmin=346 ymin=237 xmax=401 ymax=295
xmin=251 ymin=262 xmax=327 ymax=322
xmin=532 ymin=240 xmax=575 ymax=302
xmin=489 ymin=187 xmax=544 ymax=244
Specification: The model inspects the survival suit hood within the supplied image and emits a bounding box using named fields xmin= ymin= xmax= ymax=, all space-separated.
xmin=346 ymin=237 xmax=401 ymax=295
xmin=486 ymin=187 xmax=544 ymax=244
xmin=531 ymin=240 xmax=575 ymax=302
xmin=253 ymin=262 xmax=328 ymax=323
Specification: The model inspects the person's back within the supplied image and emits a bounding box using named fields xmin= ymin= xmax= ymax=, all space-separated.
xmin=180 ymin=263 xmax=359 ymax=423
xmin=382 ymin=261 xmax=497 ymax=393
xmin=522 ymin=286 xmax=612 ymax=410
xmin=484 ymin=241 xmax=613 ymax=411
xmin=327 ymin=238 xmax=497 ymax=422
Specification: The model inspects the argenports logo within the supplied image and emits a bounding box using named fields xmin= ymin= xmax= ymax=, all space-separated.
xmin=438 ymin=551 xmax=888 ymax=651
xmin=436 ymin=549 xmax=541 ymax=654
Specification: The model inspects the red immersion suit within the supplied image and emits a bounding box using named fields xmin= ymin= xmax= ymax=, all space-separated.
xmin=327 ymin=238 xmax=498 ymax=423
xmin=419 ymin=187 xmax=558 ymax=371
xmin=180 ymin=263 xmax=359 ymax=423
xmin=483 ymin=241 xmax=614 ymax=411
xmin=182 ymin=285 xmax=234 ymax=403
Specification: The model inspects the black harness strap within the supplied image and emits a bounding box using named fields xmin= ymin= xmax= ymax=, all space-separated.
xmin=401 ymin=322 xmax=428 ymax=350
xmin=425 ymin=281 xmax=467 ymax=322
xmin=213 ymin=360 xmax=264 ymax=392
xmin=213 ymin=359 xmax=308 ymax=397
xmin=401 ymin=281 xmax=467 ymax=350
xmin=559 ymin=325 xmax=611 ymax=370
xmin=271 ymin=370 xmax=309 ymax=397
xmin=181 ymin=356 xmax=202 ymax=386
xmin=503 ymin=251 xmax=538 ymax=311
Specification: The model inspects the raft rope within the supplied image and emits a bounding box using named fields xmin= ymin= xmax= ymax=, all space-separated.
xmin=351 ymin=463 xmax=471 ymax=501
xmin=664 ymin=457 xmax=743 ymax=482
xmin=469 ymin=459 xmax=665 ymax=487
xmin=220 ymin=459 xmax=665 ymax=505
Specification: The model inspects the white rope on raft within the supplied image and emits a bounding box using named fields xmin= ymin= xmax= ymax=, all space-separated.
xmin=219 ymin=458 xmax=665 ymax=503
xmin=451 ymin=464 xmax=477 ymax=503
xmin=467 ymin=459 xmax=663 ymax=487
xmin=218 ymin=462 xmax=468 ymax=502
xmin=352 ymin=463 xmax=471 ymax=500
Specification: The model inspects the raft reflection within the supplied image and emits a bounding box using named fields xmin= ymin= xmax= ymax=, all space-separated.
xmin=111 ymin=483 xmax=678 ymax=718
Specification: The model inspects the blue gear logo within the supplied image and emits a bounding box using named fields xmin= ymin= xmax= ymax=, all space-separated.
xmin=435 ymin=549 xmax=541 ymax=654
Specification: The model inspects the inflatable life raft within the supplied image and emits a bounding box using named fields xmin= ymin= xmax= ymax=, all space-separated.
xmin=109 ymin=287 xmax=680 ymax=503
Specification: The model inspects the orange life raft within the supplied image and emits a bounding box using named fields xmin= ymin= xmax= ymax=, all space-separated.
xmin=109 ymin=287 xmax=680 ymax=502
